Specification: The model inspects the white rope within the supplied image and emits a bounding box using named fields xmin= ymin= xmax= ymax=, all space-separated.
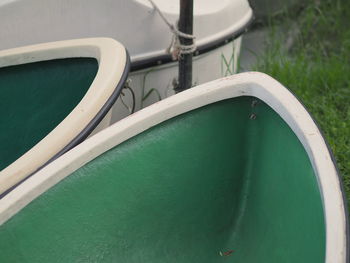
xmin=147 ymin=0 xmax=196 ymax=59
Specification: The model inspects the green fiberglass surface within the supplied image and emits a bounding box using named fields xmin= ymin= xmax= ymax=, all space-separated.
xmin=0 ymin=97 xmax=325 ymax=262
xmin=0 ymin=58 xmax=98 ymax=171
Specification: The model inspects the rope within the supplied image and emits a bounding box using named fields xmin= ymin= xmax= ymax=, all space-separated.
xmin=120 ymin=79 xmax=136 ymax=114
xmin=147 ymin=0 xmax=196 ymax=59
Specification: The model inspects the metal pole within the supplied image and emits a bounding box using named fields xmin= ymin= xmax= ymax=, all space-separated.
xmin=176 ymin=0 xmax=194 ymax=93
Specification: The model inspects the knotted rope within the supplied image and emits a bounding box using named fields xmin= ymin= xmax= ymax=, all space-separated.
xmin=147 ymin=0 xmax=196 ymax=60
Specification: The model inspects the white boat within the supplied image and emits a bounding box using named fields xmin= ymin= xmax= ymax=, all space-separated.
xmin=0 ymin=38 xmax=129 ymax=195
xmin=0 ymin=0 xmax=253 ymax=121
xmin=0 ymin=72 xmax=347 ymax=262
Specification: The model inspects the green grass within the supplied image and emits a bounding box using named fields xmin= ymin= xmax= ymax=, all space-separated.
xmin=253 ymin=0 xmax=350 ymax=207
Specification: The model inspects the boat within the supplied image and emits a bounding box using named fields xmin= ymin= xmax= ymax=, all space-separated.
xmin=0 ymin=0 xmax=253 ymax=122
xmin=0 ymin=72 xmax=347 ymax=262
xmin=0 ymin=38 xmax=129 ymax=196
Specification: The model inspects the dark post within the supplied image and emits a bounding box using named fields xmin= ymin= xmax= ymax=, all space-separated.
xmin=176 ymin=0 xmax=194 ymax=93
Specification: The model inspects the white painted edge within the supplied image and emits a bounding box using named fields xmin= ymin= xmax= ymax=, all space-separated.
xmin=0 ymin=38 xmax=127 ymax=195
xmin=0 ymin=72 xmax=346 ymax=262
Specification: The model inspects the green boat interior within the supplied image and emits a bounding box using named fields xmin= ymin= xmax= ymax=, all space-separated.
xmin=0 ymin=96 xmax=325 ymax=262
xmin=0 ymin=58 xmax=98 ymax=171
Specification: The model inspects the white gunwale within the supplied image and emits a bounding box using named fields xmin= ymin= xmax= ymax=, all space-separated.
xmin=0 ymin=72 xmax=346 ymax=262
xmin=0 ymin=38 xmax=127 ymax=195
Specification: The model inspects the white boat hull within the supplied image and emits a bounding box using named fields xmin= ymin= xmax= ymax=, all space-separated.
xmin=112 ymin=37 xmax=242 ymax=122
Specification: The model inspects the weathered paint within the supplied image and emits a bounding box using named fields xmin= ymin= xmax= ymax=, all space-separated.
xmin=0 ymin=58 xmax=98 ymax=170
xmin=0 ymin=97 xmax=325 ymax=262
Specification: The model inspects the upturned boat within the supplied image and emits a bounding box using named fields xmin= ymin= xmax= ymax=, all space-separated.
xmin=0 ymin=72 xmax=347 ymax=262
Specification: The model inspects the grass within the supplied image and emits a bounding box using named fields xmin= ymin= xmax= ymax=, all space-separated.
xmin=252 ymin=0 xmax=350 ymax=207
